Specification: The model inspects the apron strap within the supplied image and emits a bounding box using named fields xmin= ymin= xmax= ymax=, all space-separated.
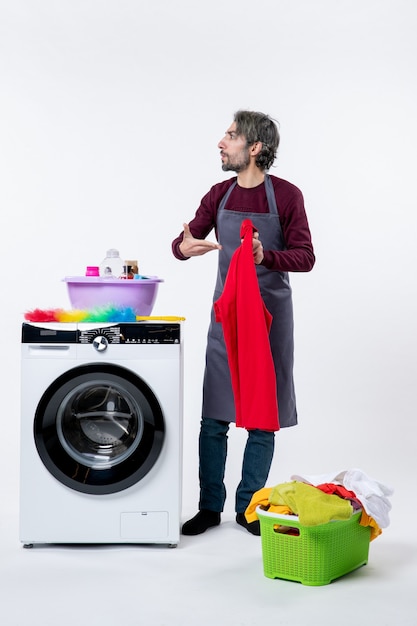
xmin=218 ymin=180 xmax=237 ymax=213
xmin=264 ymin=175 xmax=279 ymax=216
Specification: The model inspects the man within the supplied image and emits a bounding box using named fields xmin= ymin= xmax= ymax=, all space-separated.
xmin=172 ymin=110 xmax=315 ymax=535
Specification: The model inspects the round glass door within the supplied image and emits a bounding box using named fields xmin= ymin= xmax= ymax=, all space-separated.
xmin=34 ymin=364 xmax=165 ymax=494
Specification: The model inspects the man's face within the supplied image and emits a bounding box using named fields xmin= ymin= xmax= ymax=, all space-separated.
xmin=218 ymin=122 xmax=250 ymax=173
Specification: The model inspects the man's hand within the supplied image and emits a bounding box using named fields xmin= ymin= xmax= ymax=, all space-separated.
xmin=252 ymin=231 xmax=264 ymax=265
xmin=179 ymin=223 xmax=222 ymax=258
xmin=242 ymin=230 xmax=264 ymax=265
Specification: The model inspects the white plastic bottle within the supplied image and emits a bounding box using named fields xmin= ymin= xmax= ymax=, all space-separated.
xmin=99 ymin=249 xmax=124 ymax=278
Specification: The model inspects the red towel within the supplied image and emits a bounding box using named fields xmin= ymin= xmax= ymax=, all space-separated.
xmin=214 ymin=219 xmax=279 ymax=431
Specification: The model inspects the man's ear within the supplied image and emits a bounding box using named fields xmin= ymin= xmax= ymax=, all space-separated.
xmin=250 ymin=141 xmax=262 ymax=156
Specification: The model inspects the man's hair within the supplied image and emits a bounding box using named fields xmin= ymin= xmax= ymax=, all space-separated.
xmin=234 ymin=110 xmax=280 ymax=171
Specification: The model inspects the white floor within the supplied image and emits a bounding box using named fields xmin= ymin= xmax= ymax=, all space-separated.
xmin=1 ymin=491 xmax=415 ymax=626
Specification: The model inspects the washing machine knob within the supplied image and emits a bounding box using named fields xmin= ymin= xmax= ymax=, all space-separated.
xmin=92 ymin=335 xmax=108 ymax=352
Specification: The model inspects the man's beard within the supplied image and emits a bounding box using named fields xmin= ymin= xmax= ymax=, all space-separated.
xmin=221 ymin=148 xmax=250 ymax=173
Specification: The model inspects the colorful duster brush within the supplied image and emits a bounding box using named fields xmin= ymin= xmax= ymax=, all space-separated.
xmin=24 ymin=306 xmax=138 ymax=323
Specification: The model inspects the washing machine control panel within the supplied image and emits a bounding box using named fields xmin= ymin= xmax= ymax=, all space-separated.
xmin=22 ymin=322 xmax=181 ymax=346
xmin=79 ymin=326 xmax=121 ymax=346
xmin=79 ymin=323 xmax=181 ymax=346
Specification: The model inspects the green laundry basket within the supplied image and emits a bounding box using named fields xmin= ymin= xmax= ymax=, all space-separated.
xmin=256 ymin=507 xmax=371 ymax=586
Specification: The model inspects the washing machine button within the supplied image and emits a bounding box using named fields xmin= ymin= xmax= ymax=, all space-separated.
xmin=93 ymin=335 xmax=108 ymax=352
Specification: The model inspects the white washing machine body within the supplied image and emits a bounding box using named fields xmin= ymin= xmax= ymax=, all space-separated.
xmin=19 ymin=321 xmax=183 ymax=547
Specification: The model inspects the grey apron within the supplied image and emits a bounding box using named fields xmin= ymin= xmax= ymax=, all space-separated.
xmin=202 ymin=175 xmax=297 ymax=428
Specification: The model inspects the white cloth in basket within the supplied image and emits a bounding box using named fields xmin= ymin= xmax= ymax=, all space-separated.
xmin=290 ymin=468 xmax=394 ymax=528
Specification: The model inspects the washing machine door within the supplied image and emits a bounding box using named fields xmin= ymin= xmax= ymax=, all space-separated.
xmin=34 ymin=364 xmax=165 ymax=494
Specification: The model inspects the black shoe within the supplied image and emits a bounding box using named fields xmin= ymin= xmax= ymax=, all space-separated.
xmin=236 ymin=513 xmax=261 ymax=536
xmin=181 ymin=510 xmax=221 ymax=536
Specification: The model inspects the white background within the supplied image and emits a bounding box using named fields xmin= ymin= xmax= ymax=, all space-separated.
xmin=1 ymin=0 xmax=416 ymax=530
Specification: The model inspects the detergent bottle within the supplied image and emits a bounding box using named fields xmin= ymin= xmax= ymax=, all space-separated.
xmin=99 ymin=249 xmax=124 ymax=278
xmin=120 ymin=265 xmax=134 ymax=279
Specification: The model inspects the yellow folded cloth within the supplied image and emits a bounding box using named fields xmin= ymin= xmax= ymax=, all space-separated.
xmin=359 ymin=510 xmax=382 ymax=541
xmin=269 ymin=481 xmax=353 ymax=526
xmin=245 ymin=487 xmax=292 ymax=523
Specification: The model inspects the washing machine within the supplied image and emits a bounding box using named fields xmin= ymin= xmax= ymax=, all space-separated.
xmin=19 ymin=321 xmax=183 ymax=547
